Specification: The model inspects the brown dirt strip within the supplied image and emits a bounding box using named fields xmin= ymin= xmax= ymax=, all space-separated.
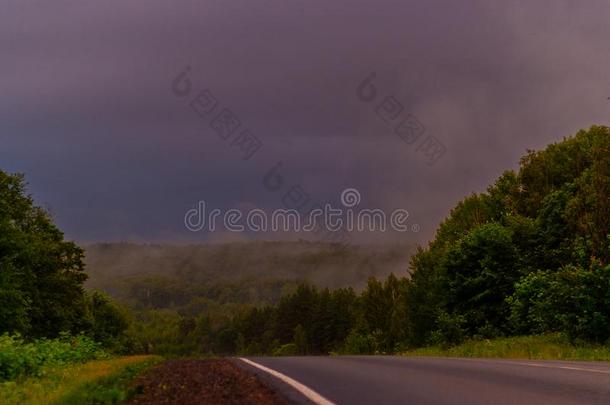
xmin=125 ymin=358 xmax=288 ymax=405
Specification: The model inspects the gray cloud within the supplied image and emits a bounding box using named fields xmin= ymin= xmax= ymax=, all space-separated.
xmin=1 ymin=0 xmax=609 ymax=244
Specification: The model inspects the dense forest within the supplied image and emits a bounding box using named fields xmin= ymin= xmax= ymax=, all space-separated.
xmin=2 ymin=125 xmax=610 ymax=357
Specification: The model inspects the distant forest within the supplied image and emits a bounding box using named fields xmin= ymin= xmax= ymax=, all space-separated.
xmin=84 ymin=241 xmax=413 ymax=295
xmin=82 ymin=241 xmax=413 ymax=354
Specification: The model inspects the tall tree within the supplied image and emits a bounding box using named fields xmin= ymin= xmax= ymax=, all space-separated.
xmin=0 ymin=171 xmax=87 ymax=337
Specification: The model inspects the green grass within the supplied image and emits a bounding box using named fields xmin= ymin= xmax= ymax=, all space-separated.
xmin=56 ymin=355 xmax=161 ymax=405
xmin=0 ymin=355 xmax=160 ymax=405
xmin=404 ymin=334 xmax=610 ymax=361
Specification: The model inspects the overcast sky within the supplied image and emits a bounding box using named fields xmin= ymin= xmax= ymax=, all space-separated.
xmin=2 ymin=0 xmax=609 ymax=245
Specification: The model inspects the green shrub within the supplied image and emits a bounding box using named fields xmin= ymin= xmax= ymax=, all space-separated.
xmin=508 ymin=264 xmax=610 ymax=342
xmin=338 ymin=330 xmax=380 ymax=354
xmin=0 ymin=333 xmax=108 ymax=382
xmin=84 ymin=291 xmax=133 ymax=353
xmin=272 ymin=343 xmax=298 ymax=356
xmin=428 ymin=311 xmax=466 ymax=348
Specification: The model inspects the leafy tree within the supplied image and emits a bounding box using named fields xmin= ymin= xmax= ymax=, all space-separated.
xmin=405 ymin=126 xmax=610 ymax=347
xmin=274 ymin=284 xmax=318 ymax=344
xmin=0 ymin=171 xmax=87 ymax=338
xmin=404 ymin=248 xmax=443 ymax=347
xmin=508 ymin=263 xmax=610 ymax=342
xmin=293 ymin=324 xmax=308 ymax=355
xmin=84 ymin=291 xmax=131 ymax=351
xmin=442 ymin=223 xmax=519 ymax=336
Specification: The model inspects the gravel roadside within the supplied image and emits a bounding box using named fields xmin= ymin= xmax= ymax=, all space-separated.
xmin=125 ymin=359 xmax=288 ymax=405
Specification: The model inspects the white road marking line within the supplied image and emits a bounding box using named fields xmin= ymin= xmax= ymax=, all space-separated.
xmin=510 ymin=361 xmax=610 ymax=375
xmin=239 ymin=358 xmax=336 ymax=405
xmin=408 ymin=356 xmax=610 ymax=375
xmin=449 ymin=357 xmax=610 ymax=374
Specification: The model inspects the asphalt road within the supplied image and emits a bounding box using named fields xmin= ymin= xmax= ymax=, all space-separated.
xmin=239 ymin=356 xmax=610 ymax=405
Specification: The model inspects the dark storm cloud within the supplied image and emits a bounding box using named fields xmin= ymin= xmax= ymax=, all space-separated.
xmin=1 ymin=0 xmax=609 ymax=243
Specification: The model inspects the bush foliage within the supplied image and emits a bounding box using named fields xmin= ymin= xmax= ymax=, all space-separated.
xmin=0 ymin=333 xmax=107 ymax=382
